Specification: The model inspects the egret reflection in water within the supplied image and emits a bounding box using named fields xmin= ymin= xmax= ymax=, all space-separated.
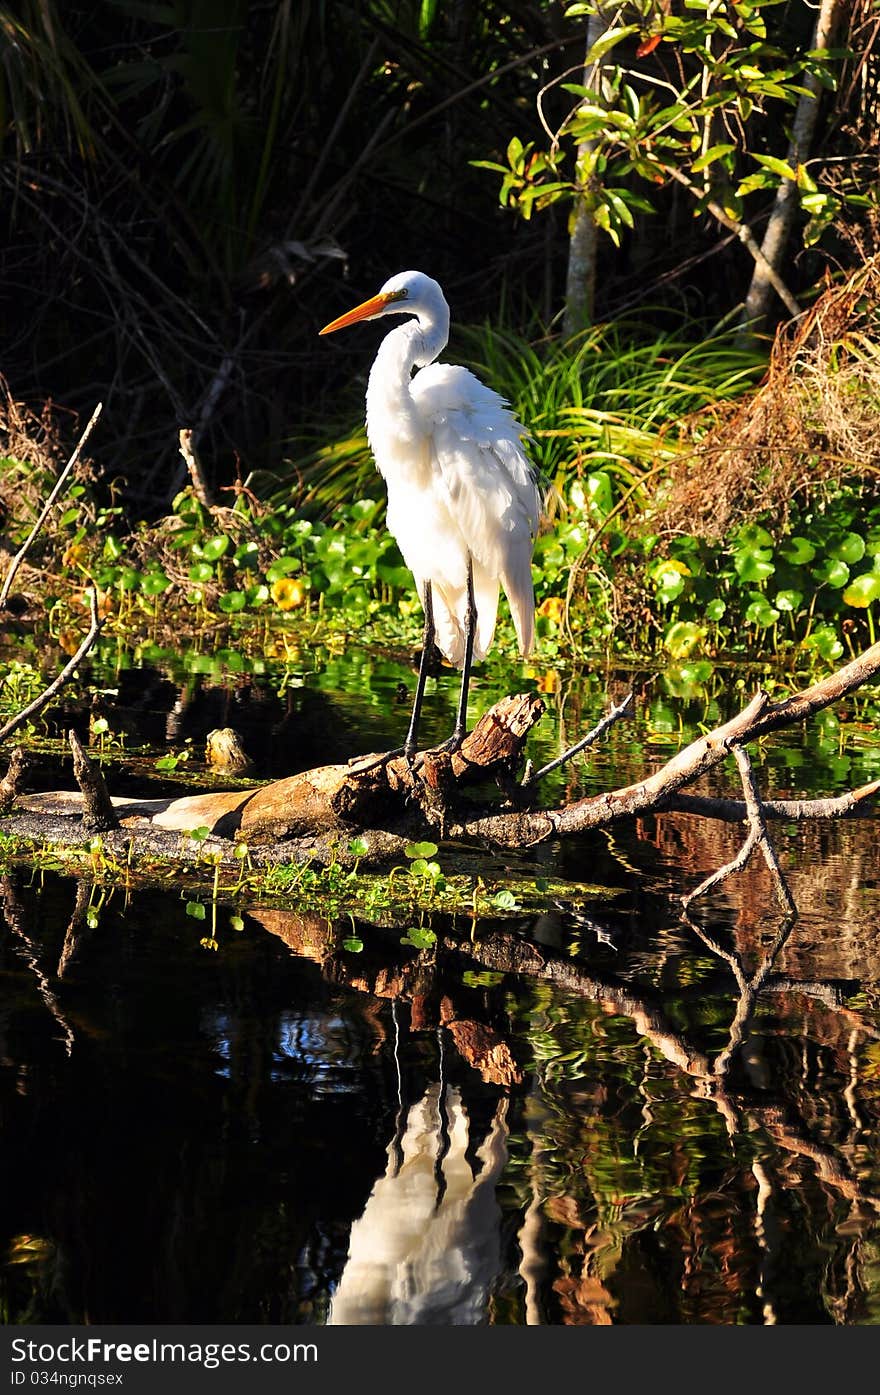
xmin=329 ymin=1084 xmax=509 ymax=1324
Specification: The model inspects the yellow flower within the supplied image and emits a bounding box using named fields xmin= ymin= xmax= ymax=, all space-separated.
xmin=62 ymin=541 xmax=87 ymax=568
xmin=536 ymin=669 xmax=560 ymax=695
xmin=537 ymin=596 xmax=565 ymax=624
xmin=271 ymin=577 xmax=305 ymax=611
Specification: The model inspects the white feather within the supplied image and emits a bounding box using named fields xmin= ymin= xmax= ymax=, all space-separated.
xmin=354 ymin=272 xmax=542 ymax=669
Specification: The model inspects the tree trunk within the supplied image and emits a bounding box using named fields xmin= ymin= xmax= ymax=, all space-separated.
xmin=562 ymin=13 xmax=607 ymax=338
xmin=740 ymin=0 xmax=844 ymax=332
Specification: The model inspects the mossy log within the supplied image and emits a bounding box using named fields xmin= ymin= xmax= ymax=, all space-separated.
xmin=3 ymin=645 xmax=880 ymax=898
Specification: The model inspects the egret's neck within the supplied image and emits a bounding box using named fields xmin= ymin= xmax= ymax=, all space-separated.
xmin=366 ymin=308 xmax=449 ymax=462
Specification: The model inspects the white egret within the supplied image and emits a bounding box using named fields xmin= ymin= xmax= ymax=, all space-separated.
xmin=319 ymin=270 xmax=542 ymax=758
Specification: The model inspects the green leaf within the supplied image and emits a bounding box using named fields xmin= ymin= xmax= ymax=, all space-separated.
xmin=265 ymin=556 xmax=301 ymax=583
xmin=202 ymin=535 xmax=231 ymax=562
xmin=691 ymin=143 xmax=736 ymax=174
xmin=186 ymin=901 xmax=206 ymax=921
xmin=405 ymin=841 xmax=439 ymax=860
xmin=774 ymin=588 xmax=803 ymax=613
xmin=842 ymin=573 xmax=880 ymax=608
xmin=753 ymin=153 xmax=798 ymax=181
xmin=233 ymin=541 xmax=260 ymax=569
xmin=117 ymin=567 xmax=142 ymax=592
xmin=401 ymin=926 xmax=437 ymax=950
xmin=745 ymin=598 xmax=779 ymax=628
xmin=801 ymin=624 xmax=844 ymax=663
xmin=585 ymin=24 xmax=640 ymax=63
xmin=141 ymin=570 xmax=172 ymax=595
xmin=218 ymin=591 xmax=247 ymax=613
xmin=830 ymin=532 xmax=865 ymax=565
xmin=811 ymin=558 xmax=850 ymax=589
xmin=738 ymin=523 xmax=774 ymax=551
xmin=779 ymin=536 xmax=816 ymax=565
xmin=734 ymin=553 xmax=775 ymax=583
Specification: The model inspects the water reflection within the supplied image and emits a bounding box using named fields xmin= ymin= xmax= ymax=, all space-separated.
xmin=329 ymin=1083 xmax=508 ymax=1324
xmin=1 ymin=857 xmax=879 ymax=1324
xmin=4 ymin=644 xmax=880 ymax=1322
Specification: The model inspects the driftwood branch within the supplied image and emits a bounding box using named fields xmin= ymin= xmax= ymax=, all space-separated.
xmin=681 ymin=745 xmax=797 ymax=916
xmin=0 ymin=401 xmax=103 ymax=608
xmin=68 ymin=728 xmax=120 ymax=833
xmin=0 ymin=587 xmax=103 ymax=744
xmin=660 ymin=778 xmax=880 ymax=823
xmin=178 ymin=428 xmax=214 ymax=510
xmin=0 ymin=746 xmax=31 ymax=812
xmin=465 ymin=642 xmax=880 ymax=849
xmin=4 ymin=643 xmax=880 ymax=925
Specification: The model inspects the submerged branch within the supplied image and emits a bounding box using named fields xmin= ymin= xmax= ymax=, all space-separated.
xmin=0 ymin=401 xmax=103 ymax=608
xmin=681 ymin=745 xmax=797 ymax=916
xmin=0 ymin=588 xmax=103 ymax=744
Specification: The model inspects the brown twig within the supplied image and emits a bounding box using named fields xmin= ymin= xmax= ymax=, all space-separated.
xmin=0 ymin=747 xmax=32 ymax=812
xmin=178 ymin=428 xmax=215 ymax=510
xmin=681 ymin=745 xmax=797 ymax=915
xmin=523 ymin=691 xmax=634 ymax=787
xmin=67 ymin=729 xmax=120 ymax=834
xmin=0 ymin=588 xmax=103 ymax=744
xmin=0 ymin=401 xmax=103 ymax=608
xmin=665 ymin=165 xmax=802 ymax=317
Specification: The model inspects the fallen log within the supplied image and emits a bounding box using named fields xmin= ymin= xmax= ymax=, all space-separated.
xmin=3 ymin=647 xmax=880 ymax=909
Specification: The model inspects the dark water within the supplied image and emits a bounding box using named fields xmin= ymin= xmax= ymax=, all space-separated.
xmin=2 ymin=643 xmax=880 ymax=1325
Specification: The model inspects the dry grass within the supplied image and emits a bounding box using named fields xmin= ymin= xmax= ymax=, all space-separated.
xmin=651 ymin=256 xmax=880 ymax=541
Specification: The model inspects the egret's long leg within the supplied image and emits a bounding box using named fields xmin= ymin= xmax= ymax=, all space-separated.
xmin=450 ymin=559 xmax=477 ymax=747
xmin=404 ymin=580 xmax=436 ymax=759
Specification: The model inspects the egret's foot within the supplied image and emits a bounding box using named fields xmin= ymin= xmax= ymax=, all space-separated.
xmin=347 ymin=745 xmax=405 ymax=773
xmin=426 ymin=730 xmax=465 ymax=758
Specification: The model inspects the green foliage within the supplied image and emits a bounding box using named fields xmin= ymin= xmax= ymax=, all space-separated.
xmin=481 ymin=0 xmax=855 ymax=257
xmin=637 ymin=484 xmax=880 ymax=662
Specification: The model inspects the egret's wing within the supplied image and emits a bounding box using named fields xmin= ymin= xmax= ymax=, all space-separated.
xmin=411 ymin=365 xmax=542 ymax=655
xmin=411 ymin=365 xmax=541 ymax=563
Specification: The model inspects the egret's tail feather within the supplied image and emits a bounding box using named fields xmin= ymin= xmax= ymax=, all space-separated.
xmin=502 ymin=552 xmax=536 ymax=657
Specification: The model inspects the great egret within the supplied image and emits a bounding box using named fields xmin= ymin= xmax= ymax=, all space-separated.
xmin=319 ymin=270 xmax=542 ymax=758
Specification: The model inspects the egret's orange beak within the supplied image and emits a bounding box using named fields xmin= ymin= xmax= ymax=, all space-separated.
xmin=319 ymin=288 xmax=407 ymax=335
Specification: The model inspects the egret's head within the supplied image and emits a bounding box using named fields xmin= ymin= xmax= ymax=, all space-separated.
xmin=319 ymin=271 xmax=447 ymax=336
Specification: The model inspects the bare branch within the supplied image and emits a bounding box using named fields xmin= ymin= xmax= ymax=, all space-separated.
xmin=0 ymin=401 xmax=102 ymax=608
xmin=68 ymin=729 xmax=120 ymax=833
xmin=661 ymin=778 xmax=880 ymax=822
xmin=523 ymin=691 xmax=633 ymax=787
xmin=178 ymin=428 xmax=215 ymax=510
xmin=0 ymin=588 xmax=103 ymax=744
xmin=681 ymin=745 xmax=797 ymax=916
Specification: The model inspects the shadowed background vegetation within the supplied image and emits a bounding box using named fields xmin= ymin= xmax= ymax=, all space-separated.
xmin=0 ymin=2 xmax=876 ymax=496
xmin=1 ymin=1 xmax=879 ymax=666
